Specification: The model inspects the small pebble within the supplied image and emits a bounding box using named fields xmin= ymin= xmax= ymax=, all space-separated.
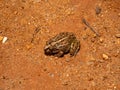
xmin=95 ymin=6 xmax=101 ymax=15
xmin=91 ymin=38 xmax=95 ymax=42
xmin=62 ymin=81 xmax=69 ymax=86
xmin=87 ymin=61 xmax=94 ymax=66
xmin=115 ymin=34 xmax=120 ymax=38
xmin=82 ymin=35 xmax=89 ymax=40
xmin=91 ymin=81 xmax=96 ymax=86
xmin=93 ymin=34 xmax=97 ymax=38
xmin=66 ymin=74 xmax=69 ymax=77
xmin=66 ymin=59 xmax=70 ymax=62
xmin=118 ymin=13 xmax=120 ymax=17
xmin=99 ymin=38 xmax=104 ymax=43
xmin=2 ymin=37 xmax=8 ymax=43
xmin=102 ymin=54 xmax=109 ymax=60
xmin=49 ymin=73 xmax=54 ymax=77
xmin=26 ymin=44 xmax=33 ymax=50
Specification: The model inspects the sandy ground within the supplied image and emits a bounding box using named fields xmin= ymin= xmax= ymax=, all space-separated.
xmin=0 ymin=0 xmax=120 ymax=90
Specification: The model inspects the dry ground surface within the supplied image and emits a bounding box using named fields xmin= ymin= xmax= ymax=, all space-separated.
xmin=0 ymin=0 xmax=120 ymax=90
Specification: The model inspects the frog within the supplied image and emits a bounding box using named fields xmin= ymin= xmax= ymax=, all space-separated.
xmin=44 ymin=32 xmax=80 ymax=57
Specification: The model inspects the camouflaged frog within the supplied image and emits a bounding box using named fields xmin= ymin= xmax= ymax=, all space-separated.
xmin=44 ymin=32 xmax=80 ymax=57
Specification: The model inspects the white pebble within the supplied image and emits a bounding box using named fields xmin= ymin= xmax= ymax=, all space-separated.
xmin=115 ymin=34 xmax=120 ymax=38
xmin=102 ymin=54 xmax=109 ymax=60
xmin=2 ymin=37 xmax=8 ymax=43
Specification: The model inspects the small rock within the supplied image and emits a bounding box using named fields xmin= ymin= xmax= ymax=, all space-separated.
xmin=82 ymin=34 xmax=89 ymax=40
xmin=102 ymin=54 xmax=109 ymax=60
xmin=2 ymin=37 xmax=8 ymax=43
xmin=91 ymin=81 xmax=96 ymax=86
xmin=87 ymin=57 xmax=96 ymax=66
xmin=14 ymin=11 xmax=18 ymax=15
xmin=49 ymin=73 xmax=54 ymax=77
xmin=87 ymin=61 xmax=94 ymax=66
xmin=118 ymin=13 xmax=120 ymax=17
xmin=93 ymin=34 xmax=97 ymax=38
xmin=95 ymin=6 xmax=101 ymax=15
xmin=66 ymin=59 xmax=70 ymax=62
xmin=99 ymin=38 xmax=104 ymax=43
xmin=88 ymin=77 xmax=94 ymax=81
xmin=26 ymin=44 xmax=33 ymax=50
xmin=66 ymin=74 xmax=69 ymax=77
xmin=102 ymin=76 xmax=108 ymax=81
xmin=98 ymin=59 xmax=104 ymax=63
xmin=91 ymin=38 xmax=95 ymax=42
xmin=115 ymin=34 xmax=120 ymax=38
xmin=62 ymin=81 xmax=69 ymax=86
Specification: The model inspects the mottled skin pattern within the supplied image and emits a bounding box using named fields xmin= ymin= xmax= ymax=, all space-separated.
xmin=44 ymin=32 xmax=80 ymax=57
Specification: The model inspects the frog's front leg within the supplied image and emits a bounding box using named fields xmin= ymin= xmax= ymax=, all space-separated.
xmin=54 ymin=51 xmax=64 ymax=57
xmin=70 ymin=40 xmax=80 ymax=56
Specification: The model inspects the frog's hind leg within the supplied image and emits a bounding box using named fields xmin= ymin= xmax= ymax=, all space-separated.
xmin=54 ymin=51 xmax=64 ymax=57
xmin=70 ymin=40 xmax=80 ymax=56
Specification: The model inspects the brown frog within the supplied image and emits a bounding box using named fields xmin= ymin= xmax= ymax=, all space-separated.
xmin=44 ymin=32 xmax=80 ymax=57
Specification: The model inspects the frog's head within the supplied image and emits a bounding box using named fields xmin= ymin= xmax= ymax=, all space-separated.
xmin=44 ymin=45 xmax=53 ymax=55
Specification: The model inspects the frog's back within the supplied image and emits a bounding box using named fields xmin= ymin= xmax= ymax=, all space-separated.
xmin=47 ymin=32 xmax=75 ymax=44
